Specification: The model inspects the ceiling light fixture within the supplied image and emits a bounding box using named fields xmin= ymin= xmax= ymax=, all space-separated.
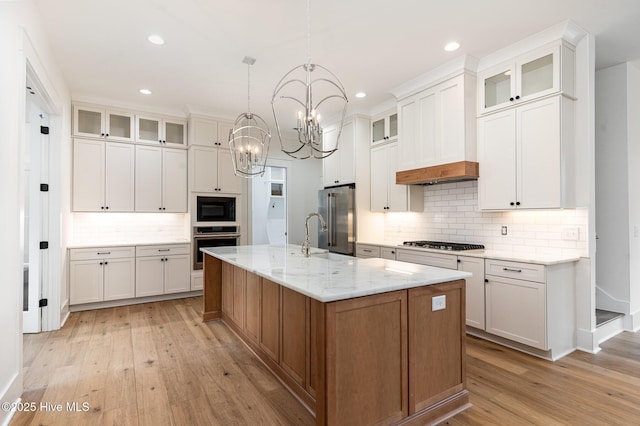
xmin=229 ymin=56 xmax=271 ymax=178
xmin=444 ymin=41 xmax=460 ymax=52
xmin=271 ymin=0 xmax=348 ymax=159
xmin=139 ymin=89 xmax=152 ymax=95
xmin=355 ymin=92 xmax=366 ymax=98
xmin=147 ymin=34 xmax=165 ymax=45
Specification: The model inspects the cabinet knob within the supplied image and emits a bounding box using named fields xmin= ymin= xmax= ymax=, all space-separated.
xmin=106 ymin=133 xmax=109 ymax=137
xmin=159 ymin=207 xmax=162 ymax=210
xmin=484 ymin=278 xmax=489 ymax=283
xmin=516 ymin=202 xmax=521 ymax=206
xmin=510 ymin=202 xmax=515 ymax=206
xmin=104 ymin=261 xmax=108 ymax=265
xmin=457 ymin=259 xmax=461 ymax=263
xmin=101 ymin=133 xmax=105 ymax=137
xmin=509 ymin=97 xmax=514 ymax=102
xmin=101 ymin=206 xmax=105 ymax=210
xmin=515 ymin=95 xmax=520 ymax=100
xmin=99 ymin=262 xmax=103 ymax=265
xmin=105 ymin=206 xmax=109 ymax=210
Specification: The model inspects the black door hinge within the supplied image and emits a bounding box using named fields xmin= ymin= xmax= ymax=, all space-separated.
xmin=40 ymin=183 xmax=49 ymax=192
xmin=39 ymin=298 xmax=48 ymax=308
xmin=39 ymin=241 xmax=48 ymax=249
xmin=40 ymin=126 xmax=49 ymax=135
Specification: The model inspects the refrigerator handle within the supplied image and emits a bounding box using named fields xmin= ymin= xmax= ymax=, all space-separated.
xmin=327 ymin=194 xmax=333 ymax=246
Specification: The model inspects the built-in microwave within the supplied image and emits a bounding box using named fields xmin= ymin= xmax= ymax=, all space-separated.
xmin=195 ymin=196 xmax=236 ymax=223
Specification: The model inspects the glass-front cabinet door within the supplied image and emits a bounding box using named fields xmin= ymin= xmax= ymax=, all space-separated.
xmin=136 ymin=115 xmax=162 ymax=144
xmin=480 ymin=66 xmax=514 ymax=113
xmin=74 ymin=105 xmax=105 ymax=139
xmin=163 ymin=119 xmax=187 ymax=146
xmin=371 ymin=110 xmax=398 ymax=145
xmin=517 ymin=46 xmax=559 ymax=103
xmin=105 ymin=111 xmax=134 ymax=142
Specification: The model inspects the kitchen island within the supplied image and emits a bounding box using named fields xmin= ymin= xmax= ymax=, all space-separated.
xmin=202 ymin=245 xmax=472 ymax=426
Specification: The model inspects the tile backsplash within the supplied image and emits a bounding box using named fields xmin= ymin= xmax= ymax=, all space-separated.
xmin=384 ymin=181 xmax=588 ymax=257
xmin=71 ymin=213 xmax=190 ymax=245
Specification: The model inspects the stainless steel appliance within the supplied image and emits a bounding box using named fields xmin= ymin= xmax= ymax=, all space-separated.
xmin=192 ymin=226 xmax=240 ymax=269
xmin=195 ymin=196 xmax=236 ymax=223
xmin=318 ymin=184 xmax=355 ymax=255
xmin=402 ymin=241 xmax=484 ymax=251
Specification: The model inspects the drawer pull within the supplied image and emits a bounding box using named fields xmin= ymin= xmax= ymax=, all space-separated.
xmin=363 ymin=249 xmax=372 ymax=253
xmin=97 ymin=251 xmax=111 ymax=255
xmin=158 ymin=249 xmax=171 ymax=252
xmin=503 ymin=267 xmax=522 ymax=273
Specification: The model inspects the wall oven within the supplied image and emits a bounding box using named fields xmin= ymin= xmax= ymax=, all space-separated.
xmin=194 ymin=196 xmax=236 ymax=224
xmin=192 ymin=226 xmax=240 ymax=270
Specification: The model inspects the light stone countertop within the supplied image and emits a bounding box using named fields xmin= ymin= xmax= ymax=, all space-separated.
xmin=68 ymin=239 xmax=191 ymax=249
xmin=201 ymin=244 xmax=471 ymax=303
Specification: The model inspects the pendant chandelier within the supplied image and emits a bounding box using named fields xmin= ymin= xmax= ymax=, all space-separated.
xmin=229 ymin=56 xmax=271 ymax=178
xmin=271 ymin=0 xmax=348 ymax=159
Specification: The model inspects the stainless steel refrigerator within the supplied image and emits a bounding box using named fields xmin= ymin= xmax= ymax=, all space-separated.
xmin=318 ymin=184 xmax=355 ymax=255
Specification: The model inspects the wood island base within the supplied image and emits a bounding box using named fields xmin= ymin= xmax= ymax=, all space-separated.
xmin=203 ymin=254 xmax=470 ymax=425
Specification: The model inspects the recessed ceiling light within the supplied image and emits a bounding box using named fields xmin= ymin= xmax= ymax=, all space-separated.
xmin=444 ymin=41 xmax=460 ymax=52
xmin=147 ymin=34 xmax=165 ymax=45
xmin=139 ymin=89 xmax=152 ymax=95
xmin=355 ymin=92 xmax=366 ymax=98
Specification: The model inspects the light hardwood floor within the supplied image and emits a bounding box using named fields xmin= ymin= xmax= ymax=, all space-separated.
xmin=12 ymin=297 xmax=640 ymax=425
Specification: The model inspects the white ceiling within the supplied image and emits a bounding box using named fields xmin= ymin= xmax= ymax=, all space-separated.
xmin=35 ymin=0 xmax=640 ymax=125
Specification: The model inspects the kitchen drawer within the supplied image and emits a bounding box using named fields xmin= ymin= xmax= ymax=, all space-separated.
xmin=136 ymin=243 xmax=191 ymax=257
xmin=69 ymin=246 xmax=135 ymax=261
xmin=395 ymin=248 xmax=457 ymax=270
xmin=380 ymin=247 xmax=397 ymax=260
xmin=485 ymin=259 xmax=545 ymax=283
xmin=356 ymin=244 xmax=380 ymax=258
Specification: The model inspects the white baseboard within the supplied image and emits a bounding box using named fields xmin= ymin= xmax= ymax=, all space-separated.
xmin=0 ymin=373 xmax=21 ymax=426
xmin=576 ymin=328 xmax=600 ymax=354
xmin=595 ymin=316 xmax=625 ymax=345
xmin=69 ymin=291 xmax=203 ymax=312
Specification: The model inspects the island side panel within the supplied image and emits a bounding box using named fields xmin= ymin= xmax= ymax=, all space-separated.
xmin=202 ymin=254 xmax=222 ymax=321
xmin=407 ymin=279 xmax=469 ymax=420
xmin=324 ymin=290 xmax=408 ymax=426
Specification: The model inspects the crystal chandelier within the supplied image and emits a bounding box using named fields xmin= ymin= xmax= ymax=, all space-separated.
xmin=271 ymin=0 xmax=348 ymax=159
xmin=229 ymin=56 xmax=271 ymax=178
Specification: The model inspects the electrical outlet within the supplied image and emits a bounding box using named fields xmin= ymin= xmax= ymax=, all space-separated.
xmin=501 ymin=226 xmax=508 ymax=236
xmin=562 ymin=227 xmax=580 ymax=241
xmin=432 ymin=295 xmax=446 ymax=311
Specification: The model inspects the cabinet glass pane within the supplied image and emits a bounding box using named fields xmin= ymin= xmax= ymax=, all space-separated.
xmin=484 ymin=71 xmax=511 ymax=109
xmin=521 ymin=54 xmax=553 ymax=98
xmin=165 ymin=122 xmax=185 ymax=145
xmin=108 ymin=114 xmax=131 ymax=138
xmin=372 ymin=118 xmax=385 ymax=142
xmin=139 ymin=118 xmax=159 ymax=141
xmin=78 ymin=110 xmax=102 ymax=135
xmin=389 ymin=113 xmax=398 ymax=138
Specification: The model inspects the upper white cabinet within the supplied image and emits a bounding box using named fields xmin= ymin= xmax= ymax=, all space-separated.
xmin=478 ymin=41 xmax=575 ymax=115
xmin=397 ymin=72 xmax=476 ymax=172
xmin=188 ymin=116 xmax=234 ymax=147
xmin=136 ymin=114 xmax=187 ymax=147
xmin=371 ymin=109 xmax=398 ymax=145
xmin=370 ymin=143 xmax=422 ymax=212
xmin=323 ymin=120 xmax=355 ymax=187
xmin=135 ymin=146 xmax=187 ymax=212
xmin=73 ymin=104 xmax=135 ymax=142
xmin=190 ymin=145 xmax=242 ymax=194
xmin=72 ymin=139 xmax=135 ymax=212
xmin=478 ymin=95 xmax=575 ymax=210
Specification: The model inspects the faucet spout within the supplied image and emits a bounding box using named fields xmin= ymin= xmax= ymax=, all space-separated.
xmin=302 ymin=212 xmax=327 ymax=257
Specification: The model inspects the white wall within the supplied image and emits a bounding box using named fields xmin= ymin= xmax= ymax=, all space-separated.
xmin=628 ymin=60 xmax=640 ymax=325
xmin=0 ymin=0 xmax=71 ymax=422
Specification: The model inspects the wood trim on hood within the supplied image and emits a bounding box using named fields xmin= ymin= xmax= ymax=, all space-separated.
xmin=396 ymin=161 xmax=479 ymax=185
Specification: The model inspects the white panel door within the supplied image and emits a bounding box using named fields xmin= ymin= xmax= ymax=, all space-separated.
xmin=135 ymin=145 xmax=163 ymax=212
xmin=478 ymin=109 xmax=517 ymax=210
xmin=417 ymin=89 xmax=437 ymax=166
xmin=370 ymin=145 xmax=388 ymax=211
xmin=191 ymin=146 xmax=219 ymax=192
xmin=162 ymin=148 xmax=187 ymax=212
xmin=164 ymin=255 xmax=191 ymax=294
xmin=386 ymin=144 xmax=408 ymax=211
xmin=136 ymin=257 xmax=165 ymax=297
xmin=69 ymin=260 xmax=103 ymax=305
xmin=217 ymin=148 xmax=242 ymax=194
xmin=103 ymin=258 xmax=135 ymax=301
xmin=337 ymin=121 xmax=355 ymax=184
xmin=322 ymin=125 xmax=339 ymax=186
xmin=105 ymin=142 xmax=134 ymax=212
xmin=439 ymin=76 xmax=465 ymax=162
xmin=458 ymin=256 xmax=485 ymax=329
xmin=190 ymin=118 xmax=218 ymax=147
xmin=72 ymin=138 xmax=105 ymax=211
xmin=397 ymin=98 xmax=416 ymax=170
xmin=517 ymin=97 xmax=561 ymax=208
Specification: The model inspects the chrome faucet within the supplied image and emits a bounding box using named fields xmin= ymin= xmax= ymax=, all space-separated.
xmin=302 ymin=212 xmax=327 ymax=257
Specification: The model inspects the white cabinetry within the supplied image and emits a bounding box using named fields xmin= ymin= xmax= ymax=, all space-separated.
xmin=478 ymin=42 xmax=575 ymax=114
xmin=188 ymin=116 xmax=233 ymax=147
xmin=136 ymin=114 xmax=187 ymax=147
xmin=371 ymin=109 xmax=398 ymax=145
xmin=73 ymin=104 xmax=135 ymax=142
xmin=135 ymin=146 xmax=187 ymax=212
xmin=370 ymin=143 xmax=422 ymax=212
xmin=355 ymin=244 xmax=381 ymax=258
xmin=72 ymin=139 xmax=135 ymax=212
xmin=395 ymin=249 xmax=458 ymax=269
xmin=397 ymin=72 xmax=476 ymax=172
xmin=478 ymin=95 xmax=574 ymax=210
xmin=69 ymin=246 xmax=135 ymax=305
xmin=380 ymin=247 xmax=397 ymax=260
xmin=136 ymin=244 xmax=191 ymax=297
xmin=458 ymin=256 xmax=485 ymax=329
xmin=190 ymin=145 xmax=242 ymax=193
xmin=323 ymin=120 xmax=355 ymax=187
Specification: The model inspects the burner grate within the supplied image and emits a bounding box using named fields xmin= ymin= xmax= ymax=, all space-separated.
xmin=402 ymin=240 xmax=485 ymax=251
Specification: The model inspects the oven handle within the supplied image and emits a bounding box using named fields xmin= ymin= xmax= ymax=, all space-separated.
xmin=193 ymin=233 xmax=240 ymax=240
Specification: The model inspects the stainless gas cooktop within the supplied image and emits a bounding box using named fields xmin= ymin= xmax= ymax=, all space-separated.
xmin=402 ymin=240 xmax=485 ymax=251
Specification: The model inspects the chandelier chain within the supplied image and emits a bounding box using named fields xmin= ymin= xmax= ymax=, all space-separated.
xmin=306 ymin=0 xmax=311 ymax=65
xmin=247 ymin=62 xmax=251 ymax=113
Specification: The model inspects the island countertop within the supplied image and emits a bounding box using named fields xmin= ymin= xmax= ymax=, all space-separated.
xmin=201 ymin=244 xmax=471 ymax=303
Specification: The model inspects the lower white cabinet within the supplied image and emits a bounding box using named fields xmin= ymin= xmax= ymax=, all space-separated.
xmin=69 ymin=246 xmax=135 ymax=304
xmin=457 ymin=256 xmax=485 ymax=329
xmin=355 ymin=244 xmax=381 ymax=258
xmin=380 ymin=247 xmax=397 ymax=260
xmin=136 ymin=244 xmax=191 ymax=296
